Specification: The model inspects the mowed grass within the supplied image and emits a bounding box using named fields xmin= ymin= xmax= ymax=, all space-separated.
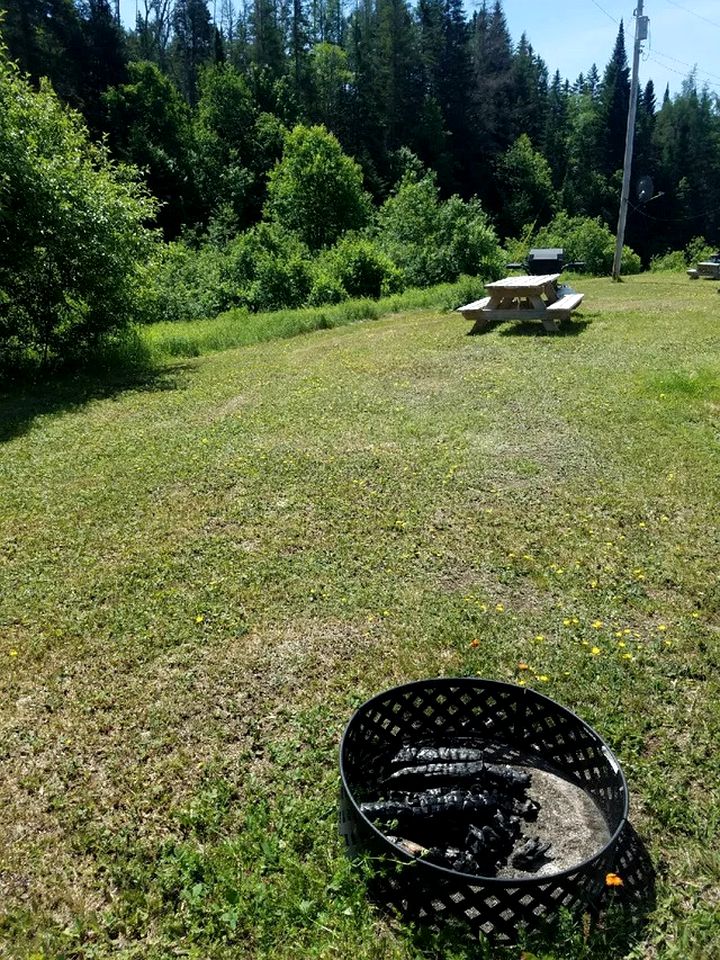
xmin=1 ymin=272 xmax=719 ymax=959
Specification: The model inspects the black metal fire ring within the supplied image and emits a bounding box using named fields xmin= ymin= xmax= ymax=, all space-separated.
xmin=339 ymin=677 xmax=629 ymax=941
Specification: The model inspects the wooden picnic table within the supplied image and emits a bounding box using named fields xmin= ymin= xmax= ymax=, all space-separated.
xmin=458 ymin=274 xmax=584 ymax=333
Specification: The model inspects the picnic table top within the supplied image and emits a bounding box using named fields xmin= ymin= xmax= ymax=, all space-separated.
xmin=485 ymin=273 xmax=561 ymax=290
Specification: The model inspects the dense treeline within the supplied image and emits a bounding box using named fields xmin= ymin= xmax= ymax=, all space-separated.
xmin=1 ymin=0 xmax=719 ymax=374
xmin=3 ymin=0 xmax=720 ymax=256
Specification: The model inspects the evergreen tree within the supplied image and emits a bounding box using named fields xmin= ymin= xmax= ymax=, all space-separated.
xmin=171 ymin=0 xmax=215 ymax=104
xmin=509 ymin=34 xmax=548 ymax=146
xmin=467 ymin=0 xmax=514 ymax=199
xmin=0 ymin=0 xmax=84 ymax=107
xmin=249 ymin=0 xmax=285 ymax=77
xmin=543 ymin=70 xmax=569 ymax=187
xmin=103 ymin=60 xmax=198 ymax=236
xmin=598 ymin=22 xmax=630 ymax=177
xmin=416 ymin=0 xmax=471 ymax=192
xmin=76 ymin=0 xmax=128 ymax=132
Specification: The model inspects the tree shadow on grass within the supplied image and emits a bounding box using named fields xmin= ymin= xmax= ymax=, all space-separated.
xmin=0 ymin=358 xmax=193 ymax=444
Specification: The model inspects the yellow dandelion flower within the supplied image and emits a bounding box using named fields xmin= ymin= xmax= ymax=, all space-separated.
xmin=195 ymin=615 xmax=204 ymax=624
xmin=615 ymin=631 xmax=623 ymax=638
xmin=9 ymin=649 xmax=18 ymax=657
xmin=657 ymin=624 xmax=667 ymax=632
xmin=496 ymin=603 xmax=505 ymax=612
xmin=591 ymin=646 xmax=601 ymax=656
xmin=623 ymin=628 xmax=631 ymax=635
xmin=536 ymin=675 xmax=549 ymax=682
xmin=592 ymin=620 xmax=603 ymax=629
xmin=590 ymin=580 xmax=598 ymax=588
xmin=622 ymin=653 xmax=634 ymax=660
xmin=618 ymin=641 xmax=626 ymax=648
xmin=479 ymin=603 xmax=488 ymax=612
xmin=605 ymin=872 xmax=623 ymax=887
xmin=535 ymin=634 xmax=545 ymax=642
xmin=563 ymin=618 xmax=572 ymax=626
xmin=691 ymin=612 xmax=700 ymax=619
xmin=572 ymin=617 xmax=579 ymax=625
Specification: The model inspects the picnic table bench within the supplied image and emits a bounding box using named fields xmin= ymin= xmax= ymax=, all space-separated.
xmin=457 ymin=274 xmax=584 ymax=333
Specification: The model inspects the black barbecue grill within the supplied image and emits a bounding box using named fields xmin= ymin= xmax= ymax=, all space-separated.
xmin=527 ymin=248 xmax=564 ymax=274
xmin=506 ymin=249 xmax=586 ymax=274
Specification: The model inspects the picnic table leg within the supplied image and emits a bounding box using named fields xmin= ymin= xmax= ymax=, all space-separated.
xmin=468 ymin=293 xmax=503 ymax=333
xmin=541 ymin=315 xmax=560 ymax=332
xmin=543 ymin=282 xmax=560 ymax=304
xmin=469 ymin=315 xmax=489 ymax=333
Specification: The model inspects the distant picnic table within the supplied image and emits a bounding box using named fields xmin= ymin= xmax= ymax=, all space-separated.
xmin=458 ymin=274 xmax=584 ymax=334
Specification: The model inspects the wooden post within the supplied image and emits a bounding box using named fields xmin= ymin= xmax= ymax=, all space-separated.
xmin=612 ymin=1 xmax=647 ymax=281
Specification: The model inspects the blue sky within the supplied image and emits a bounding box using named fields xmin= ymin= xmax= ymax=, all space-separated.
xmin=119 ymin=0 xmax=720 ymax=99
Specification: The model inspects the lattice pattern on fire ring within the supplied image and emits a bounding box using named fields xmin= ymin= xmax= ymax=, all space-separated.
xmin=339 ymin=678 xmax=629 ymax=942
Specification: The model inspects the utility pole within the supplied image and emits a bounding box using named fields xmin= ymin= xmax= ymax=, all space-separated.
xmin=612 ymin=2 xmax=649 ymax=280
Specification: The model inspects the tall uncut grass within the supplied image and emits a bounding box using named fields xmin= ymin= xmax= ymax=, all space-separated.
xmin=140 ymin=276 xmax=486 ymax=361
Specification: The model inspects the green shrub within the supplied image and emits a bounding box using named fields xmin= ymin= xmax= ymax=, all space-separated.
xmin=0 ymin=53 xmax=156 ymax=375
xmin=143 ymin=223 xmax=315 ymax=321
xmin=265 ymin=124 xmax=372 ymax=250
xmin=321 ymin=236 xmax=404 ymax=299
xmin=306 ymin=273 xmax=348 ymax=307
xmin=376 ymin=171 xmax=505 ymax=287
xmin=222 ymin=223 xmax=313 ymax=311
xmin=685 ymin=236 xmax=716 ymax=265
xmin=139 ymin=242 xmax=226 ymax=324
xmin=243 ymin=255 xmax=314 ymax=312
xmin=531 ymin=212 xmax=642 ymax=275
xmin=650 ymin=250 xmax=686 ymax=272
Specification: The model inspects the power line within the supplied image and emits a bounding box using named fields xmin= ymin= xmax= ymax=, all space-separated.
xmin=648 ymin=47 xmax=720 ymax=86
xmin=646 ymin=54 xmax=720 ymax=95
xmin=663 ymin=0 xmax=720 ymax=30
xmin=588 ymin=0 xmax=620 ymax=25
xmin=629 ymin=200 xmax=720 ymax=222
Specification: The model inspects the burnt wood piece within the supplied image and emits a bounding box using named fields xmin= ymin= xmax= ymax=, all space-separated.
xmin=390 ymin=745 xmax=487 ymax=766
xmin=385 ymin=760 xmax=531 ymax=793
xmin=359 ymin=788 xmax=499 ymax=826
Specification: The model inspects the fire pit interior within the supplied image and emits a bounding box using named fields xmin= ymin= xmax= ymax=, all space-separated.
xmin=339 ymin=678 xmax=628 ymax=941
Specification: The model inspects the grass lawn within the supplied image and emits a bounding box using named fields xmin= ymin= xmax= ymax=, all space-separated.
xmin=1 ymin=272 xmax=719 ymax=959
